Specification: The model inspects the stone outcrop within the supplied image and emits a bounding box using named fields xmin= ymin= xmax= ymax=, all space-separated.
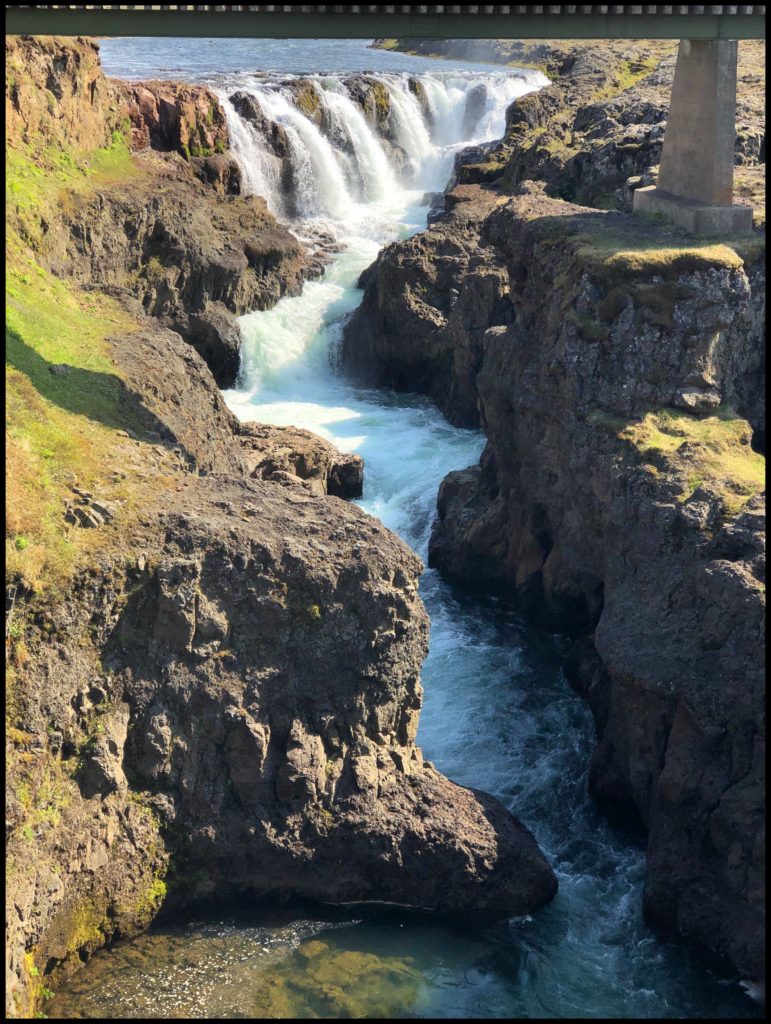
xmin=342 ymin=74 xmax=408 ymax=170
xmin=6 ymin=313 xmax=557 ymax=1016
xmin=54 ymin=170 xmax=311 ymax=387
xmin=343 ymin=185 xmax=510 ymax=428
xmin=115 ymin=79 xmax=229 ymax=157
xmin=238 ymin=422 xmax=364 ymax=498
xmin=5 ymin=34 xmax=120 ymax=150
xmin=341 ymin=180 xmax=765 ymax=981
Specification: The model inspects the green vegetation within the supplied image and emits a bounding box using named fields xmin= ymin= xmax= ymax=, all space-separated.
xmin=6 ymin=247 xmax=143 ymax=592
xmin=613 ymin=407 xmax=764 ymax=513
xmin=527 ymin=209 xmax=759 ymax=288
xmin=5 ymin=127 xmax=171 ymax=594
xmin=305 ymin=603 xmax=323 ymax=623
xmin=7 ymin=128 xmax=139 ymax=251
xmin=566 ymin=310 xmax=609 ymax=344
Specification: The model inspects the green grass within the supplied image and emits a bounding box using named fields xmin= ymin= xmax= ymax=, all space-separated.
xmin=617 ymin=407 xmax=765 ymax=513
xmin=6 ymin=129 xmax=140 ymax=250
xmin=5 ymin=251 xmax=143 ymax=591
xmin=5 ymin=127 xmax=160 ymax=593
xmin=527 ymin=209 xmax=757 ymax=283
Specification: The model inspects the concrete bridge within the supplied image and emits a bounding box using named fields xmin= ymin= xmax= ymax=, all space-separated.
xmin=7 ymin=5 xmax=767 ymax=235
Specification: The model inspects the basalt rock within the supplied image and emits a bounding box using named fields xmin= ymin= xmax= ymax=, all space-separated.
xmin=6 ymin=316 xmax=557 ymax=1016
xmin=230 ymin=90 xmax=292 ymax=165
xmin=342 ymin=185 xmax=766 ymax=980
xmin=55 ymin=168 xmax=312 ymax=387
xmin=238 ymin=422 xmax=364 ymax=498
xmin=342 ymin=185 xmax=511 ymax=428
xmin=5 ymin=35 xmax=118 ymax=151
xmin=190 ymin=153 xmax=242 ymax=195
xmin=342 ymin=74 xmax=408 ymax=170
xmin=115 ymin=79 xmax=229 ymax=158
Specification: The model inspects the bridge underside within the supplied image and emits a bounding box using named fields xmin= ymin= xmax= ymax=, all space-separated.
xmin=4 ymin=7 xmax=767 ymax=41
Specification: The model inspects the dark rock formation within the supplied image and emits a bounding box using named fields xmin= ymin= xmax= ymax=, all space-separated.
xmin=6 ymin=314 xmax=557 ymax=1016
xmin=53 ymin=170 xmax=311 ymax=387
xmin=190 ymin=153 xmax=242 ymax=195
xmin=342 ymin=185 xmax=510 ymax=428
xmin=238 ymin=421 xmax=364 ymax=498
xmin=343 ymin=74 xmax=408 ymax=170
xmin=341 ymin=184 xmax=766 ymax=980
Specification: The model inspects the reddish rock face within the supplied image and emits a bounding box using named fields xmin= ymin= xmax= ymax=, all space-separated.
xmin=114 ymin=78 xmax=229 ymax=157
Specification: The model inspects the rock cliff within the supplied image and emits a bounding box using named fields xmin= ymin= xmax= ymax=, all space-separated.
xmin=6 ymin=34 xmax=322 ymax=388
xmin=343 ymin=45 xmax=766 ymax=983
xmin=5 ymin=35 xmax=558 ymax=1018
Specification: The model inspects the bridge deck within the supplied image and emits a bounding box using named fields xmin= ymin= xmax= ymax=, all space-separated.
xmin=6 ymin=5 xmax=767 ymax=40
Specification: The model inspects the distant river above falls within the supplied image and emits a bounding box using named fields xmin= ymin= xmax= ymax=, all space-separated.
xmin=51 ymin=37 xmax=761 ymax=1020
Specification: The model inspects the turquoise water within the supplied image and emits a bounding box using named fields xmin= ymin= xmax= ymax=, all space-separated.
xmin=51 ymin=38 xmax=762 ymax=1019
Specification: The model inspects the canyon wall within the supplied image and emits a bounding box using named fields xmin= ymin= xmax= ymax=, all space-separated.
xmin=5 ymin=35 xmax=558 ymax=1017
xmin=346 ymin=43 xmax=766 ymax=981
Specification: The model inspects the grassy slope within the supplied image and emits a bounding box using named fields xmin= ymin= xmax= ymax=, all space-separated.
xmin=5 ymin=132 xmax=151 ymax=595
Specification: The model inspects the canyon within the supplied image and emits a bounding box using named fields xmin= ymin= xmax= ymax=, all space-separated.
xmin=5 ymin=30 xmax=766 ymax=1019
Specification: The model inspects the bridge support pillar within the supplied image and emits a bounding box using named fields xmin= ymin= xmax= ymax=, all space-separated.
xmin=633 ymin=38 xmax=753 ymax=236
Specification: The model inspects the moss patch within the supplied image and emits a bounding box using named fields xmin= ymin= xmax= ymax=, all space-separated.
xmin=617 ymin=407 xmax=765 ymax=513
xmin=5 ymin=249 xmax=149 ymax=593
xmin=525 ymin=207 xmax=758 ymax=288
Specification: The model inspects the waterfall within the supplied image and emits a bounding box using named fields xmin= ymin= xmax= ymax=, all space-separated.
xmin=223 ymin=92 xmax=285 ymax=216
xmin=221 ymin=67 xmax=550 ymax=228
xmin=322 ymin=89 xmax=398 ymax=203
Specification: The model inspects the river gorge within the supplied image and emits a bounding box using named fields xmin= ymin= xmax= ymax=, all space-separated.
xmin=6 ymin=33 xmax=764 ymax=1020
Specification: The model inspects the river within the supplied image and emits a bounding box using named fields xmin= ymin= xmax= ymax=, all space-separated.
xmin=49 ymin=37 xmax=760 ymax=1020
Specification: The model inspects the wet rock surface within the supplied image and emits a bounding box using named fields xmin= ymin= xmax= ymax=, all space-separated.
xmin=342 ymin=185 xmax=510 ymax=428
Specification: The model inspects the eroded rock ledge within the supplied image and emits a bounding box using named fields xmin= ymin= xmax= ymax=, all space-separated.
xmin=341 ymin=182 xmax=765 ymax=981
xmin=6 ymin=318 xmax=557 ymax=1016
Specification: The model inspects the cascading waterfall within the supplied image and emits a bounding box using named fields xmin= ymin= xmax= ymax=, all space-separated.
xmin=220 ymin=68 xmax=546 ymax=227
xmin=321 ymin=88 xmax=398 ymax=203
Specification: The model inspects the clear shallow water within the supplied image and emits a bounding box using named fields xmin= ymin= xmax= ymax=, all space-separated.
xmin=52 ymin=38 xmax=761 ymax=1019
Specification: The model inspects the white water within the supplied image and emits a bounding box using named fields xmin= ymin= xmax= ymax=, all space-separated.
xmin=221 ymin=65 xmax=537 ymax=537
xmin=220 ymin=66 xmax=543 ymax=225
